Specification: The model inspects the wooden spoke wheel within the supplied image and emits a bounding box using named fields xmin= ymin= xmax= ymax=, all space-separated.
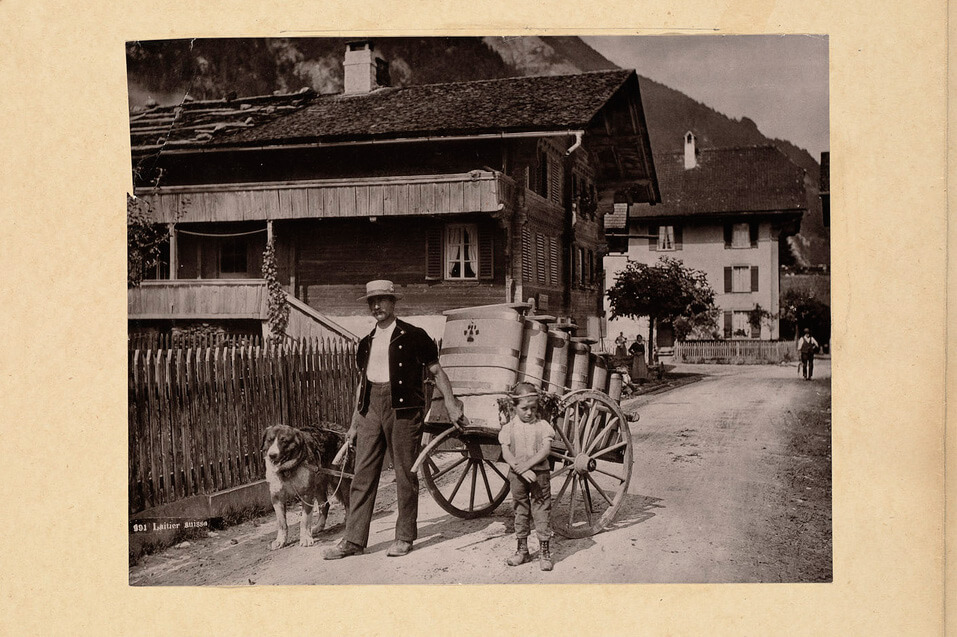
xmin=417 ymin=427 xmax=511 ymax=519
xmin=548 ymin=389 xmax=633 ymax=538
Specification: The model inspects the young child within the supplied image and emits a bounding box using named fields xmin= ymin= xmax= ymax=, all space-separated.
xmin=498 ymin=382 xmax=555 ymax=571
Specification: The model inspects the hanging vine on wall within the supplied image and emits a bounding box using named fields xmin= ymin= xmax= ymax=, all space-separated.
xmin=262 ymin=237 xmax=289 ymax=345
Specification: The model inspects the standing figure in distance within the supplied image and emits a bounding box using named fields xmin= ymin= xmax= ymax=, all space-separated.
xmin=628 ymin=334 xmax=650 ymax=384
xmin=324 ymin=280 xmax=464 ymax=559
xmin=614 ymin=331 xmax=628 ymax=357
xmin=499 ymin=382 xmax=555 ymax=571
xmin=797 ymin=327 xmax=820 ymax=380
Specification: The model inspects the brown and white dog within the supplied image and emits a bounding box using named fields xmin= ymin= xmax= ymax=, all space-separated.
xmin=261 ymin=424 xmax=351 ymax=550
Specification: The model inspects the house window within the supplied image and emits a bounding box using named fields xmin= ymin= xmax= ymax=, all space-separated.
xmin=537 ymin=150 xmax=549 ymax=199
xmin=731 ymin=311 xmax=751 ymax=338
xmin=649 ymin=224 xmax=682 ymax=251
xmin=731 ymin=266 xmax=751 ymax=292
xmin=725 ymin=265 xmax=759 ymax=293
xmin=726 ymin=221 xmax=759 ymax=248
xmin=445 ymin=224 xmax=478 ymax=280
xmin=658 ymin=225 xmax=676 ymax=251
xmin=732 ymin=223 xmax=750 ymax=248
xmin=220 ymin=238 xmax=248 ymax=276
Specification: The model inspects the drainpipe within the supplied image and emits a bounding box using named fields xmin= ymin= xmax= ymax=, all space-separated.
xmin=565 ymin=131 xmax=583 ymax=155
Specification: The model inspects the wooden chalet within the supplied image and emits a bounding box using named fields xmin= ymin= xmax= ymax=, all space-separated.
xmin=129 ymin=41 xmax=660 ymax=340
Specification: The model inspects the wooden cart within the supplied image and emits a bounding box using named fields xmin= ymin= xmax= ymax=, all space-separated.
xmin=410 ymin=305 xmax=635 ymax=539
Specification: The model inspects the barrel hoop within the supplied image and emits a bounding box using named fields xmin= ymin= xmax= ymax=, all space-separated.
xmin=441 ymin=346 xmax=522 ymax=358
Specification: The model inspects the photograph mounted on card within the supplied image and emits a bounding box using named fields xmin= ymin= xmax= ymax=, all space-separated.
xmin=126 ymin=35 xmax=830 ymax=585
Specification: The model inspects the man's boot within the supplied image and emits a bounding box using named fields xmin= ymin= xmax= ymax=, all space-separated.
xmin=539 ymin=540 xmax=553 ymax=571
xmin=506 ymin=538 xmax=531 ymax=566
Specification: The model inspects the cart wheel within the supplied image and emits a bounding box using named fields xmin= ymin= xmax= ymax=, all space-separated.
xmin=418 ymin=427 xmax=511 ymax=519
xmin=549 ymin=389 xmax=633 ymax=538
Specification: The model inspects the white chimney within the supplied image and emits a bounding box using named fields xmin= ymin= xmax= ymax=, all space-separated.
xmin=683 ymin=131 xmax=697 ymax=169
xmin=344 ymin=40 xmax=388 ymax=94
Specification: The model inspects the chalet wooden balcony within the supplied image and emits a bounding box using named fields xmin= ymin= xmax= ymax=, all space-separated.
xmin=136 ymin=170 xmax=517 ymax=224
xmin=128 ymin=279 xmax=267 ymax=320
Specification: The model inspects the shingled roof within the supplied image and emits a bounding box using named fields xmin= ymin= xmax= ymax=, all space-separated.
xmin=129 ymin=89 xmax=317 ymax=153
xmin=130 ymin=70 xmax=635 ymax=152
xmin=631 ymin=145 xmax=807 ymax=219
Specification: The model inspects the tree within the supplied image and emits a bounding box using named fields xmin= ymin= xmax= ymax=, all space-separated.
xmin=606 ymin=257 xmax=718 ymax=364
xmin=127 ymin=190 xmax=189 ymax=288
xmin=779 ymin=288 xmax=830 ymax=346
xmin=127 ymin=194 xmax=170 ymax=288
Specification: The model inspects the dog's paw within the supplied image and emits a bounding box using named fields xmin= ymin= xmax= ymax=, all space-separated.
xmin=269 ymin=538 xmax=286 ymax=550
xmin=299 ymin=536 xmax=316 ymax=548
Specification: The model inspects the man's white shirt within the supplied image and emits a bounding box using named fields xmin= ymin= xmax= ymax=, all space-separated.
xmin=366 ymin=320 xmax=396 ymax=383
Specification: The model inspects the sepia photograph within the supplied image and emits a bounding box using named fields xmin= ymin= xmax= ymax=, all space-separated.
xmin=126 ymin=35 xmax=831 ymax=586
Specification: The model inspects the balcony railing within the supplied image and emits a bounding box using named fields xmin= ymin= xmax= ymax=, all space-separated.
xmin=128 ymin=279 xmax=266 ymax=320
xmin=135 ymin=170 xmax=517 ymax=224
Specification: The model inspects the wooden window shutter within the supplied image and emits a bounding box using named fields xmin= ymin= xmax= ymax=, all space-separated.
xmin=549 ymin=159 xmax=562 ymax=205
xmin=425 ymin=225 xmax=443 ymax=280
xmin=649 ymin=225 xmax=658 ymax=251
xmin=549 ymin=236 xmax=559 ymax=285
xmin=521 ymin=226 xmax=531 ymax=281
xmin=724 ymin=224 xmax=733 ymax=248
xmin=478 ymin=228 xmax=493 ymax=280
xmin=536 ymin=233 xmax=547 ymax=284
xmin=749 ymin=222 xmax=759 ymax=247
xmin=724 ymin=311 xmax=733 ymax=338
xmin=724 ymin=267 xmax=732 ymax=293
xmin=674 ymin=225 xmax=683 ymax=250
xmin=751 ymin=266 xmax=759 ymax=292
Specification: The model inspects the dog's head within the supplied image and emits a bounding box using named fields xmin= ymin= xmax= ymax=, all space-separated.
xmin=261 ymin=424 xmax=304 ymax=466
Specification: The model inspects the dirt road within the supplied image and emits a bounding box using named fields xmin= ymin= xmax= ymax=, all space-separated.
xmin=130 ymin=360 xmax=831 ymax=585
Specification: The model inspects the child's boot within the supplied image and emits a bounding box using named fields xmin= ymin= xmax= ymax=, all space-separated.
xmin=539 ymin=540 xmax=553 ymax=571
xmin=507 ymin=538 xmax=531 ymax=566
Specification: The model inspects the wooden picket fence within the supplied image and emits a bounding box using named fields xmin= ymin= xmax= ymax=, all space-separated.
xmin=128 ymin=338 xmax=358 ymax=514
xmin=673 ymin=340 xmax=794 ymax=364
xmin=128 ymin=332 xmax=264 ymax=351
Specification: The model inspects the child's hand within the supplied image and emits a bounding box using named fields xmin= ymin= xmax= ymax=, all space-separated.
xmin=521 ymin=470 xmax=537 ymax=483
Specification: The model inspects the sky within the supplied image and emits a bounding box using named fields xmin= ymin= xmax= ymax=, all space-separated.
xmin=582 ymin=35 xmax=829 ymax=157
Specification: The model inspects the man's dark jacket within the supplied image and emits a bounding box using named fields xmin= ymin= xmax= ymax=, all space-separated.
xmin=355 ymin=318 xmax=439 ymax=414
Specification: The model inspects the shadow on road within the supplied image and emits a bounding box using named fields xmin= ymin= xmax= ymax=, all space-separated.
xmin=370 ymin=511 xmax=511 ymax=554
xmin=603 ymin=493 xmax=664 ymax=532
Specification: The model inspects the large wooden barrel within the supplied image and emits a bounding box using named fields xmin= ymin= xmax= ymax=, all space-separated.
xmin=589 ymin=353 xmax=609 ymax=392
xmin=433 ymin=304 xmax=528 ymax=430
xmin=569 ymin=338 xmax=593 ymax=391
xmin=517 ymin=316 xmax=553 ymax=388
xmin=543 ymin=329 xmax=571 ymax=394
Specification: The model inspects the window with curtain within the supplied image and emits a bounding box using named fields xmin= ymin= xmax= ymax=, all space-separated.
xmin=657 ymin=225 xmax=676 ymax=251
xmin=445 ymin=224 xmax=478 ymax=280
xmin=731 ymin=311 xmax=751 ymax=338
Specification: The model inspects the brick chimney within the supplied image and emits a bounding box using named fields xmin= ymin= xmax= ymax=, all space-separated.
xmin=343 ymin=40 xmax=389 ymax=94
xmin=683 ymin=131 xmax=697 ymax=169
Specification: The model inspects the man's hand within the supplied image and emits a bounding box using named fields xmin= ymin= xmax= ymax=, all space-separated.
xmin=346 ymin=412 xmax=361 ymax=447
xmin=445 ymin=396 xmax=466 ymax=429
